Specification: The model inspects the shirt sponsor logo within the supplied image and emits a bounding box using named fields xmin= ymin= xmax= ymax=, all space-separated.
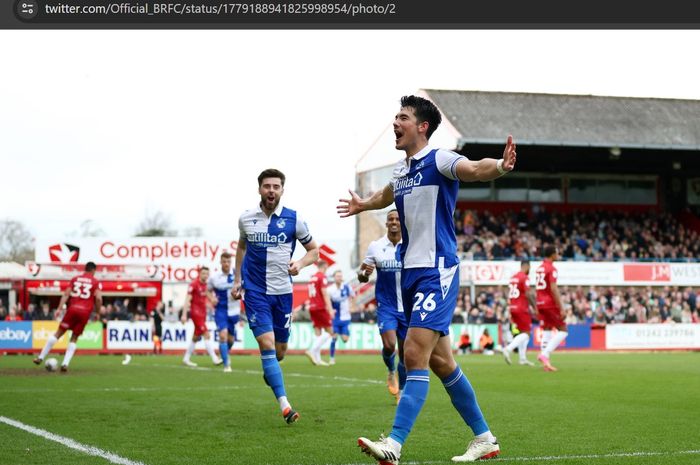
xmin=247 ymin=231 xmax=288 ymax=247
xmin=394 ymin=172 xmax=423 ymax=194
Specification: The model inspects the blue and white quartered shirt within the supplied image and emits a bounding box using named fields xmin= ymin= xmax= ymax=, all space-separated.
xmin=208 ymin=270 xmax=241 ymax=317
xmin=329 ymin=283 xmax=354 ymax=322
xmin=389 ymin=146 xmax=464 ymax=269
xmin=363 ymin=235 xmax=402 ymax=312
xmin=238 ymin=203 xmax=313 ymax=295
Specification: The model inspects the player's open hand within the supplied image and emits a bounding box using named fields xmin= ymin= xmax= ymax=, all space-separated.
xmin=501 ymin=135 xmax=517 ymax=172
xmin=337 ymin=189 xmax=362 ymax=218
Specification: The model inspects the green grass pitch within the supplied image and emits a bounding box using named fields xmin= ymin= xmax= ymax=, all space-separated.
xmin=1 ymin=352 xmax=698 ymax=465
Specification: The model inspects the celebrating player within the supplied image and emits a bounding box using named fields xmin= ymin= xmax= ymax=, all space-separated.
xmin=305 ymin=260 xmax=334 ymax=366
xmin=33 ymin=261 xmax=103 ymax=372
xmin=502 ymin=260 xmax=537 ymax=366
xmin=338 ymin=95 xmax=516 ymax=463
xmin=233 ymin=168 xmax=320 ymax=424
xmin=181 ymin=267 xmax=223 ymax=367
xmin=358 ymin=209 xmax=407 ymax=402
xmin=328 ymin=270 xmax=355 ymax=365
xmin=535 ymin=246 xmax=568 ymax=371
xmin=208 ymin=251 xmax=241 ymax=373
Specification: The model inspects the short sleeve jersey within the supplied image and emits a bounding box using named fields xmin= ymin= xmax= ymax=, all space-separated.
xmin=508 ymin=271 xmax=530 ymax=313
xmin=363 ymin=235 xmax=402 ymax=312
xmin=329 ymin=283 xmax=354 ymax=322
xmin=238 ymin=203 xmax=313 ymax=295
xmin=67 ymin=273 xmax=101 ymax=314
xmin=535 ymin=259 xmax=558 ymax=308
xmin=389 ymin=146 xmax=465 ymax=269
xmin=188 ymin=279 xmax=209 ymax=318
xmin=308 ymin=271 xmax=328 ymax=311
xmin=208 ymin=270 xmax=241 ymax=316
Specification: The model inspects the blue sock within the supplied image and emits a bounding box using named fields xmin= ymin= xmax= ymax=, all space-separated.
xmin=382 ymin=349 xmax=396 ymax=372
xmin=261 ymin=349 xmax=286 ymax=399
xmin=330 ymin=338 xmax=337 ymax=358
xmin=442 ymin=366 xmax=489 ymax=435
xmin=219 ymin=342 xmax=230 ymax=366
xmin=389 ymin=369 xmax=430 ymax=445
xmin=397 ymin=359 xmax=407 ymax=391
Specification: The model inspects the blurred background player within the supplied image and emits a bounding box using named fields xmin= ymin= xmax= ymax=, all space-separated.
xmin=208 ymin=251 xmax=241 ymax=373
xmin=328 ymin=269 xmax=355 ymax=365
xmin=535 ymin=246 xmax=568 ymax=372
xmin=503 ymin=260 xmax=537 ymax=366
xmin=305 ymin=260 xmax=334 ymax=366
xmin=358 ymin=209 xmax=407 ymax=402
xmin=233 ymin=168 xmax=320 ymax=424
xmin=34 ymin=261 xmax=102 ymax=372
xmin=181 ymin=267 xmax=223 ymax=367
xmin=150 ymin=300 xmax=165 ymax=354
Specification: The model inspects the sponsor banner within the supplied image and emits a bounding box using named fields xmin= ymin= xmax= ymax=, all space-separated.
xmin=606 ymin=323 xmax=700 ymax=349
xmin=32 ymin=321 xmax=69 ymax=349
xmin=106 ymin=321 xmax=246 ymax=350
xmin=460 ymin=261 xmax=700 ymax=286
xmin=528 ymin=324 xmax=591 ymax=349
xmin=75 ymin=322 xmax=103 ymax=349
xmin=0 ymin=322 xmax=33 ymax=349
xmin=35 ymin=237 xmax=238 ymax=283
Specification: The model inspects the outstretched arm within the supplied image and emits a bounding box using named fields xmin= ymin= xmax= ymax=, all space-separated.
xmin=455 ymin=135 xmax=517 ymax=182
xmin=337 ymin=184 xmax=394 ymax=218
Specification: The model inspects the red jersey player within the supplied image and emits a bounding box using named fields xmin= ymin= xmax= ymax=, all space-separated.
xmin=182 ymin=267 xmax=222 ymax=367
xmin=502 ymin=260 xmax=537 ymax=366
xmin=535 ymin=246 xmax=568 ymax=371
xmin=34 ymin=261 xmax=102 ymax=372
xmin=304 ymin=260 xmax=333 ymax=366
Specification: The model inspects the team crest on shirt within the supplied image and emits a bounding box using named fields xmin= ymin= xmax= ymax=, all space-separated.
xmin=276 ymin=218 xmax=286 ymax=228
xmin=415 ymin=160 xmax=425 ymax=169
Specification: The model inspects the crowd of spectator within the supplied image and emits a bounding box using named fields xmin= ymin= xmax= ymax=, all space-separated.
xmin=454 ymin=208 xmax=700 ymax=262
xmin=453 ymin=285 xmax=699 ymax=326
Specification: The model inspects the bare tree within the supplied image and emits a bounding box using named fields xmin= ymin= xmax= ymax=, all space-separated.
xmin=181 ymin=226 xmax=204 ymax=237
xmin=67 ymin=219 xmax=106 ymax=238
xmin=0 ymin=219 xmax=34 ymax=263
xmin=135 ymin=210 xmax=177 ymax=237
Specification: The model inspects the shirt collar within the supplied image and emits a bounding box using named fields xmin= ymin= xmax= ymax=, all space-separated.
xmin=383 ymin=234 xmax=402 ymax=246
xmin=404 ymin=145 xmax=433 ymax=167
xmin=255 ymin=202 xmax=285 ymax=217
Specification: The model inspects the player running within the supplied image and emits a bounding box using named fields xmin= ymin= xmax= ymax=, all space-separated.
xmin=536 ymin=246 xmax=568 ymax=371
xmin=358 ymin=209 xmax=407 ymax=402
xmin=305 ymin=260 xmax=334 ymax=366
xmin=502 ymin=260 xmax=537 ymax=366
xmin=181 ymin=267 xmax=223 ymax=368
xmin=328 ymin=270 xmax=355 ymax=365
xmin=208 ymin=251 xmax=241 ymax=373
xmin=34 ymin=261 xmax=103 ymax=372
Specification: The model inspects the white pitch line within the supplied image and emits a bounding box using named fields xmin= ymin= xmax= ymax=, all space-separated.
xmin=1 ymin=383 xmax=372 ymax=394
xmin=148 ymin=362 xmax=385 ymax=385
xmin=327 ymin=449 xmax=700 ymax=465
xmin=0 ymin=415 xmax=148 ymax=465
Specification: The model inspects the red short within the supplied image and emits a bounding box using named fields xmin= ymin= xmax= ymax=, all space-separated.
xmin=309 ymin=309 xmax=332 ymax=329
xmin=59 ymin=309 xmax=91 ymax=336
xmin=538 ymin=306 xmax=565 ymax=330
xmin=191 ymin=315 xmax=208 ymax=337
xmin=510 ymin=310 xmax=532 ymax=334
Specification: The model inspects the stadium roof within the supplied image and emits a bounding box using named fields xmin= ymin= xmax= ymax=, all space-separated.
xmin=424 ymin=89 xmax=700 ymax=151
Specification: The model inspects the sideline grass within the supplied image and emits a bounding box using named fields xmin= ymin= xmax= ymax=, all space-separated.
xmin=1 ymin=352 xmax=698 ymax=465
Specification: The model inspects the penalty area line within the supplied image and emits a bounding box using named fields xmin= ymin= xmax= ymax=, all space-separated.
xmin=0 ymin=415 xmax=148 ymax=465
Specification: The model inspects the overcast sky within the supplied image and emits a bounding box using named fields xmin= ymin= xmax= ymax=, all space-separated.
xmin=2 ymin=30 xmax=700 ymax=255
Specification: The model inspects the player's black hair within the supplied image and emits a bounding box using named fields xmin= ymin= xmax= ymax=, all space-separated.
xmin=520 ymin=260 xmax=530 ymax=267
xmin=387 ymin=209 xmax=399 ymax=218
xmin=543 ymin=246 xmax=557 ymax=258
xmin=400 ymin=95 xmax=442 ymax=139
xmin=258 ymin=168 xmax=286 ymax=187
xmin=200 ymin=266 xmax=210 ymax=272
xmin=85 ymin=262 xmax=97 ymax=272
xmin=317 ymin=260 xmax=328 ymax=268
xmin=221 ymin=252 xmax=232 ymax=260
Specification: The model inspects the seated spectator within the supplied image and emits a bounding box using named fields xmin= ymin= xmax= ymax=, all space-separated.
xmin=479 ymin=328 xmax=495 ymax=355
xmin=458 ymin=330 xmax=471 ymax=355
xmin=4 ymin=306 xmax=23 ymax=321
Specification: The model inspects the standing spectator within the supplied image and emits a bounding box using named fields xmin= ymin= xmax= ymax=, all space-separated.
xmin=5 ymin=306 xmax=23 ymax=321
